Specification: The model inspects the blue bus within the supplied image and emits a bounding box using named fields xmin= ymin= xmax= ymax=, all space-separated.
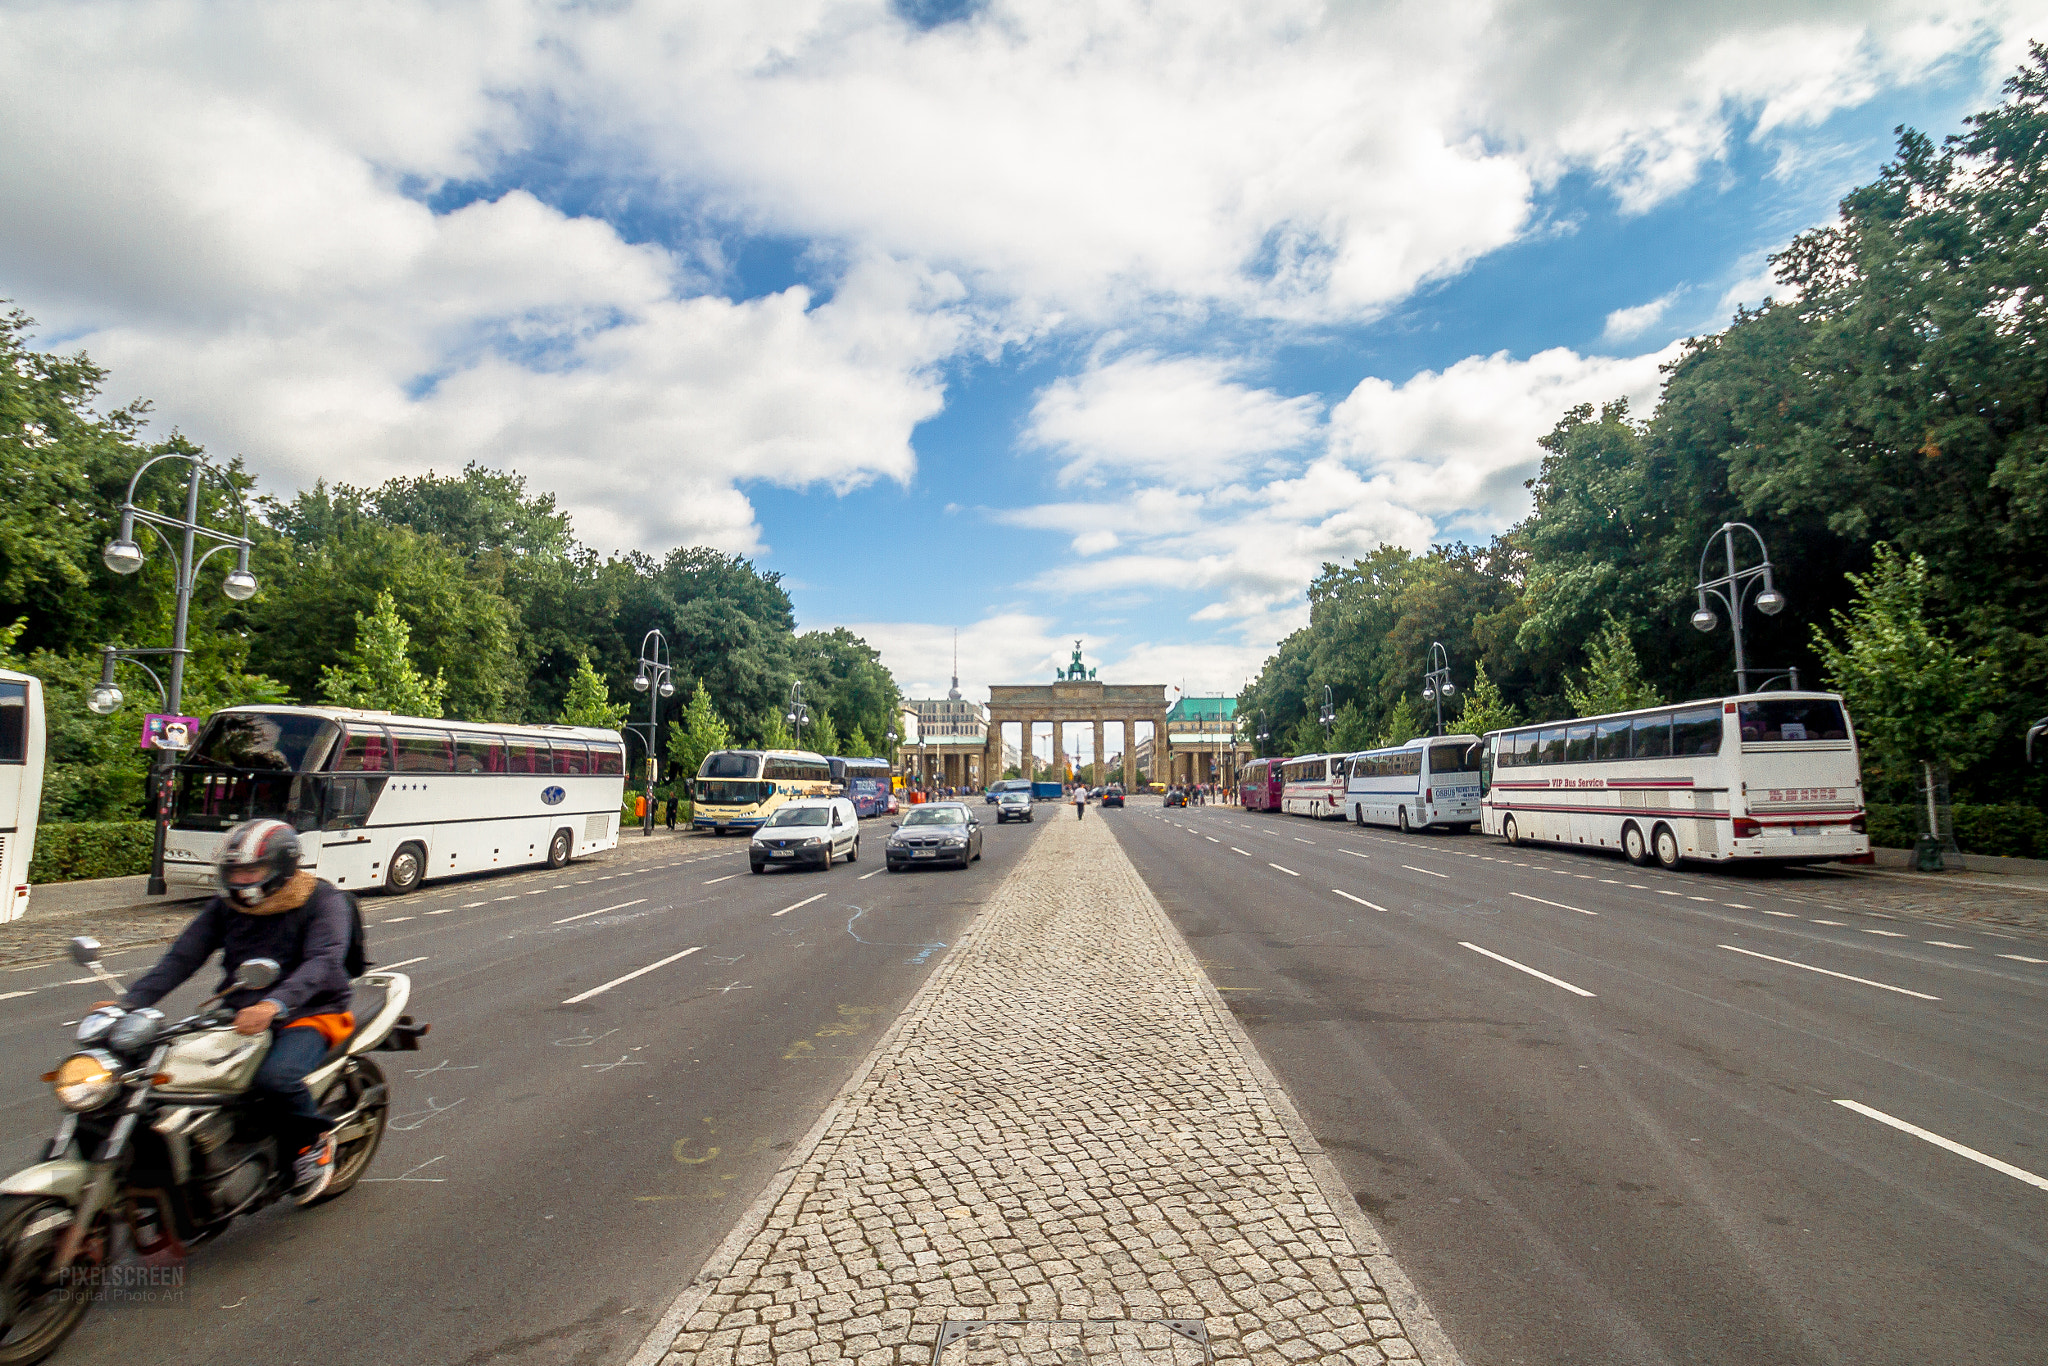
xmin=830 ymin=756 xmax=894 ymax=818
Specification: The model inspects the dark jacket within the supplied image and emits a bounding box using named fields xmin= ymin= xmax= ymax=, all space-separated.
xmin=121 ymin=880 xmax=354 ymax=1021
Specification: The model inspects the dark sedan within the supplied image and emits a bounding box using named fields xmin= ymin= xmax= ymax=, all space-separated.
xmin=1100 ymin=788 xmax=1125 ymax=808
xmin=885 ymin=803 xmax=984 ymax=870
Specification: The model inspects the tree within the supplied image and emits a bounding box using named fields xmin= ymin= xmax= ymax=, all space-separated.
xmin=1812 ymin=545 xmax=2003 ymax=792
xmin=1563 ymin=614 xmax=1666 ymax=717
xmin=757 ymin=710 xmax=793 ymax=751
xmin=666 ymin=682 xmax=732 ymax=788
xmin=1453 ymin=662 xmax=1518 ymax=736
xmin=804 ymin=708 xmax=840 ymax=758
xmin=844 ymin=725 xmax=872 ymax=759
xmin=319 ymin=591 xmax=448 ymax=716
xmin=1374 ymin=695 xmax=1423 ymax=748
xmin=557 ymin=655 xmax=629 ymax=728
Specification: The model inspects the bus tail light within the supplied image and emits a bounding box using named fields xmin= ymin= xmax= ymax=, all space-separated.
xmin=1425 ymin=788 xmax=1432 ymax=803
xmin=1732 ymin=817 xmax=1763 ymax=839
xmin=1849 ymin=815 xmax=1866 ymax=834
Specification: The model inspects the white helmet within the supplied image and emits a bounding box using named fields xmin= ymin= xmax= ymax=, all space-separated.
xmin=216 ymin=818 xmax=302 ymax=908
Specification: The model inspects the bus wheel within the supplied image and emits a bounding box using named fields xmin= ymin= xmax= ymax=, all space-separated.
xmin=1397 ymin=807 xmax=1411 ymax=834
xmin=1653 ymin=824 xmax=1682 ymax=869
xmin=1502 ymin=815 xmax=1520 ymax=846
xmin=384 ymin=842 xmax=426 ymax=894
xmin=1623 ymin=823 xmax=1651 ymax=867
xmin=1353 ymin=806 xmax=1365 ymax=827
xmin=547 ymin=829 xmax=573 ymax=869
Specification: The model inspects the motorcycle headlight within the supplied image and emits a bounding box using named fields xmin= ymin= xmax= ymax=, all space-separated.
xmin=50 ymin=1051 xmax=121 ymax=1112
xmin=107 ymin=1008 xmax=164 ymax=1054
xmin=75 ymin=1006 xmax=125 ymax=1044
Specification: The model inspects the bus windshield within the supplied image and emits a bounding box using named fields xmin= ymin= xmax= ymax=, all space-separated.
xmin=697 ymin=778 xmax=772 ymax=805
xmin=700 ymin=752 xmax=760 ymax=779
xmin=191 ymin=712 xmax=335 ymax=771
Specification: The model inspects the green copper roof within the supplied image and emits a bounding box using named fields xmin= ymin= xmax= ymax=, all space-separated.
xmin=1167 ymin=696 xmax=1237 ymax=723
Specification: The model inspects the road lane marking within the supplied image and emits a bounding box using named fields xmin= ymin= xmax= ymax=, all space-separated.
xmin=0 ymin=990 xmax=33 ymax=1001
xmin=1626 ymin=884 xmax=1649 ymax=889
xmin=461 ymin=902 xmax=488 ymax=908
xmin=1810 ymin=919 xmax=1847 ymax=926
xmin=1331 ymin=889 xmax=1390 ymax=912
xmin=773 ymin=892 xmax=828 ymax=917
xmin=1268 ymin=864 xmax=1299 ymax=876
xmin=1340 ymin=849 xmax=1369 ymax=860
xmin=381 ymin=956 xmax=430 ymax=970
xmin=1999 ymin=953 xmax=2047 ymax=964
xmin=1402 ymin=865 xmax=1449 ymax=878
xmin=1655 ymin=889 xmax=1682 ymax=897
xmin=494 ymin=895 xmax=518 ymax=902
xmin=425 ymin=908 xmax=456 ymax=915
xmin=1723 ymin=902 xmax=1752 ymax=909
xmin=562 ymin=946 xmax=702 ymax=1004
xmin=1231 ymin=848 xmax=1252 ymax=856
xmin=1860 ymin=928 xmax=1907 ymax=938
xmin=1295 ymin=837 xmax=1314 ymax=844
xmin=1762 ymin=910 xmax=1800 ymax=917
xmin=554 ymin=899 xmax=646 ymax=925
xmin=1833 ymin=1099 xmax=2048 ymax=1191
xmin=1924 ymin=941 xmax=1972 ymax=949
xmin=704 ymin=874 xmax=739 ymax=885
xmin=1459 ymin=942 xmax=1596 ymax=997
xmin=1718 ymin=945 xmax=1939 ymax=1000
xmin=1510 ymin=892 xmax=1598 ymax=917
xmin=858 ymin=870 xmax=879 ymax=880
xmin=1207 ymin=836 xmax=1220 ymax=842
xmin=526 ymin=889 xmax=547 ymax=895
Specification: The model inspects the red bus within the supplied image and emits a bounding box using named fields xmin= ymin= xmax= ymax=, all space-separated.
xmin=1239 ymin=757 xmax=1282 ymax=810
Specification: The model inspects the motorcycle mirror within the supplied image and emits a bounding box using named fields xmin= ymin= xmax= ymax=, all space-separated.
xmin=235 ymin=957 xmax=282 ymax=992
xmin=68 ymin=936 xmax=103 ymax=968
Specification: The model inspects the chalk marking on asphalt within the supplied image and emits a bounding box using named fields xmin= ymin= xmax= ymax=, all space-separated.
xmin=1860 ymin=928 xmax=1907 ymax=937
xmin=554 ymin=898 xmax=647 ymax=925
xmin=1331 ymin=889 xmax=1391 ymax=913
xmin=382 ymin=956 xmax=430 ymax=970
xmin=1340 ymin=849 xmax=1370 ymax=860
xmin=1231 ymin=847 xmax=1252 ymax=856
xmin=1999 ymin=953 xmax=2047 ymax=964
xmin=1718 ymin=945 xmax=1938 ymax=1000
xmin=703 ymin=874 xmax=739 ymax=885
xmin=1924 ymin=941 xmax=1972 ymax=949
xmin=1402 ymin=865 xmax=1449 ymax=879
xmin=1510 ymin=891 xmax=1599 ymax=917
xmin=773 ymin=892 xmax=827 ymax=918
xmin=1268 ymin=863 xmax=1299 ymax=876
xmin=562 ymin=946 xmax=703 ymax=1004
xmin=1459 ymin=942 xmax=1596 ymax=997
xmin=1833 ymin=1099 xmax=2048 ymax=1191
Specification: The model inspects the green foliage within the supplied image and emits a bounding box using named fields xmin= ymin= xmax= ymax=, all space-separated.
xmin=1563 ymin=614 xmax=1666 ymax=717
xmin=1373 ymin=695 xmax=1423 ymax=749
xmin=757 ymin=709 xmax=793 ymax=751
xmin=805 ymin=708 xmax=840 ymax=758
xmin=1454 ymin=662 xmax=1518 ymax=736
xmin=557 ymin=655 xmax=629 ymax=729
xmin=29 ymin=820 xmax=154 ymax=883
xmin=1812 ymin=544 xmax=2003 ymax=782
xmin=666 ymin=682 xmax=732 ymax=787
xmin=319 ymin=591 xmax=449 ymax=717
xmin=1864 ymin=803 xmax=2048 ymax=858
xmin=844 ymin=725 xmax=872 ymax=759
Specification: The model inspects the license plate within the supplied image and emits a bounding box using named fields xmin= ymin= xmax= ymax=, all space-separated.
xmin=913 ymin=850 xmax=936 ymax=859
xmin=769 ymin=850 xmax=794 ymax=858
xmin=1791 ymin=825 xmax=1825 ymax=836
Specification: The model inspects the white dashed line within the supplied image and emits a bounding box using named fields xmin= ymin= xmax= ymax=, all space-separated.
xmin=381 ymin=956 xmax=430 ymax=970
xmin=1268 ymin=864 xmax=1299 ymax=877
xmin=1460 ymin=942 xmax=1596 ymax=997
xmin=1339 ymin=849 xmax=1369 ymax=860
xmin=1331 ymin=889 xmax=1390 ymax=912
xmin=1998 ymin=953 xmax=2048 ymax=965
xmin=562 ymin=946 xmax=702 ymax=1004
xmin=554 ymin=899 xmax=646 ymax=925
xmin=1859 ymin=928 xmax=1907 ymax=938
xmin=1231 ymin=848 xmax=1251 ymax=856
xmin=773 ymin=893 xmax=828 ymax=918
xmin=1401 ymin=865 xmax=1449 ymax=879
xmin=704 ymin=875 xmax=739 ymax=885
xmin=382 ymin=916 xmax=415 ymax=923
xmin=1718 ymin=945 xmax=1939 ymax=1000
xmin=1510 ymin=891 xmax=1598 ymax=917
xmin=1834 ymin=1099 xmax=2048 ymax=1191
xmin=1924 ymin=941 xmax=1972 ymax=949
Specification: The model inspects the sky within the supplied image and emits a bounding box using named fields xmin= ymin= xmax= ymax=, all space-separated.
xmin=4 ymin=0 xmax=2044 ymax=705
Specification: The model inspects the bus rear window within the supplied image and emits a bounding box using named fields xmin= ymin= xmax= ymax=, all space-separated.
xmin=701 ymin=752 xmax=759 ymax=779
xmin=0 ymin=684 xmax=25 ymax=764
xmin=194 ymin=712 xmax=334 ymax=772
xmin=1427 ymin=743 xmax=1476 ymax=775
xmin=1739 ymin=698 xmax=1849 ymax=743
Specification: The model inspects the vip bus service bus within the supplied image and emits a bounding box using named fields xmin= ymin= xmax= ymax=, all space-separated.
xmin=829 ymin=756 xmax=893 ymax=818
xmin=0 ymin=670 xmax=46 ymax=922
xmin=1280 ymin=754 xmax=1347 ymax=819
xmin=1481 ymin=691 xmax=1869 ymax=868
xmin=1343 ymin=734 xmax=1484 ymax=833
xmin=1238 ymin=757 xmax=1282 ymax=811
xmin=163 ymin=706 xmax=626 ymax=895
xmin=693 ymin=749 xmax=834 ymax=834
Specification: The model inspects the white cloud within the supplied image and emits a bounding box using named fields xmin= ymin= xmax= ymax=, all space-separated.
xmin=1602 ymin=290 xmax=1682 ymax=342
xmin=1026 ymin=353 xmax=1320 ymax=489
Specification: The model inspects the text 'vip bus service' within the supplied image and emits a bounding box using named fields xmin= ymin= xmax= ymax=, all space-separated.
xmin=166 ymin=706 xmax=625 ymax=893
xmin=693 ymin=749 xmax=834 ymax=833
xmin=1344 ymin=734 xmax=1483 ymax=833
xmin=1481 ymin=691 xmax=1869 ymax=867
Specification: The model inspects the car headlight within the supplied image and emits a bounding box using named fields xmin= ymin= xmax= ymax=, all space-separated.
xmin=49 ymin=1051 xmax=122 ymax=1112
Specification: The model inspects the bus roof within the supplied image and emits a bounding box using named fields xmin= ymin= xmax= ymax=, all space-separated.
xmin=704 ymin=747 xmax=830 ymax=762
xmin=209 ymin=704 xmax=623 ymax=743
xmin=1484 ymin=690 xmax=1848 ymax=736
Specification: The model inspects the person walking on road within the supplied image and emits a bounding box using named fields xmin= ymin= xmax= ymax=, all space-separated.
xmin=1073 ymin=785 xmax=1087 ymax=821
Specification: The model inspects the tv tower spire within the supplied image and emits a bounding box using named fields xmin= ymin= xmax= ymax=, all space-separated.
xmin=948 ymin=629 xmax=961 ymax=701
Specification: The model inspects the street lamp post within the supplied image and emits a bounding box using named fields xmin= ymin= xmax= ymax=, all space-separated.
xmin=96 ymin=454 xmax=257 ymax=895
xmin=1689 ymin=522 xmax=1791 ymax=694
xmin=1318 ymin=686 xmax=1336 ymax=750
xmin=1421 ymin=642 xmax=1457 ymax=736
xmin=785 ymin=681 xmax=810 ymax=751
xmin=628 ymin=630 xmax=675 ymax=836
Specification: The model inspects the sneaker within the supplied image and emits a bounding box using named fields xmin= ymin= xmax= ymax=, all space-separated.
xmin=292 ymin=1131 xmax=336 ymax=1206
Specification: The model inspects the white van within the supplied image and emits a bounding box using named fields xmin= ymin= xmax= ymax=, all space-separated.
xmin=748 ymin=796 xmax=862 ymax=872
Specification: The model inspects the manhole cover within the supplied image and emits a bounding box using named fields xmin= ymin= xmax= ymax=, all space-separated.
xmin=932 ymin=1318 xmax=1210 ymax=1366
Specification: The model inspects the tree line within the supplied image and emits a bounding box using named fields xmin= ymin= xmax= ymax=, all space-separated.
xmin=1239 ymin=50 xmax=2048 ymax=809
xmin=0 ymin=323 xmax=901 ymax=822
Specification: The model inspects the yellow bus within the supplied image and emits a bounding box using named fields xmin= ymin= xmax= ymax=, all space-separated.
xmin=692 ymin=749 xmax=835 ymax=834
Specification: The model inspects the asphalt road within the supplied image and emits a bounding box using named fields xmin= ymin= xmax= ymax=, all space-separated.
xmin=0 ymin=807 xmax=1041 ymax=1366
xmin=1114 ymin=801 xmax=2048 ymax=1366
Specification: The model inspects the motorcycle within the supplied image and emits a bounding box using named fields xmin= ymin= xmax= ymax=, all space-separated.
xmin=0 ymin=936 xmax=429 ymax=1364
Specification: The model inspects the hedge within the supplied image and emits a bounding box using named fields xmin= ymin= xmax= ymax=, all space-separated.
xmin=29 ymin=821 xmax=156 ymax=884
xmin=1865 ymin=803 xmax=2048 ymax=860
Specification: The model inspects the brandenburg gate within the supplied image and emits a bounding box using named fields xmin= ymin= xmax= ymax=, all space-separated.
xmin=983 ymin=643 xmax=1170 ymax=791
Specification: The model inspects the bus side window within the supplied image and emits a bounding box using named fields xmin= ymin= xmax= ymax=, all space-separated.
xmin=590 ymin=745 xmax=624 ymax=777
xmin=0 ymin=684 xmax=28 ymax=763
xmin=390 ymin=728 xmax=455 ymax=773
xmin=1537 ymin=728 xmax=1568 ymax=765
xmin=1594 ymin=719 xmax=1630 ymax=761
xmin=332 ymin=726 xmax=393 ymax=772
xmin=1672 ymin=707 xmax=1722 ymax=756
xmin=1632 ymin=713 xmax=1672 ymax=759
xmin=454 ymin=736 xmax=501 ymax=774
xmin=553 ymin=742 xmax=590 ymax=776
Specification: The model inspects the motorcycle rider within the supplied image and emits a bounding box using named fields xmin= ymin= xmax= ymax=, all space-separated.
xmin=104 ymin=819 xmax=355 ymax=1205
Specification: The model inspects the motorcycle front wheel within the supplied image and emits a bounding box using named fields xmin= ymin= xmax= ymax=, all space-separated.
xmin=0 ymin=1195 xmax=106 ymax=1365
xmin=308 ymin=1057 xmax=389 ymax=1205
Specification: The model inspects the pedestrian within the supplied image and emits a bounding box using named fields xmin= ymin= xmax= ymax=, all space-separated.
xmin=665 ymin=784 xmax=679 ymax=831
xmin=1073 ymin=785 xmax=1086 ymax=821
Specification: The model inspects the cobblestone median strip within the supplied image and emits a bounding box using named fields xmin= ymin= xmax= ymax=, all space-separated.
xmin=632 ymin=811 xmax=1461 ymax=1366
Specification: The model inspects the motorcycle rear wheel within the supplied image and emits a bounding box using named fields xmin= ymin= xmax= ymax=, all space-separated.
xmin=0 ymin=1195 xmax=105 ymax=1366
xmin=307 ymin=1057 xmax=389 ymax=1206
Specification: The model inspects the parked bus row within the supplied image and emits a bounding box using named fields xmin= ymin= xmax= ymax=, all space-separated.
xmin=1238 ymin=690 xmax=1870 ymax=869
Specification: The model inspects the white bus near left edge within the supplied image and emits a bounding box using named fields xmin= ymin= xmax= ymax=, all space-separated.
xmin=164 ymin=706 xmax=626 ymax=894
xmin=1481 ymin=691 xmax=1870 ymax=868
xmin=0 ymin=670 xmax=47 ymax=923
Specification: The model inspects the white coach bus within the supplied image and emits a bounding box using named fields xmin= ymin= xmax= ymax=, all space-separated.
xmin=1280 ymin=754 xmax=1348 ymax=819
xmin=0 ymin=670 xmax=47 ymax=922
xmin=1481 ymin=692 xmax=1869 ymax=868
xmin=164 ymin=706 xmax=626 ymax=894
xmin=1344 ymin=733 xmax=1484 ymax=833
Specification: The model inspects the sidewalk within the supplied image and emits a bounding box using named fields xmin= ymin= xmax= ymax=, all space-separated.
xmin=634 ymin=808 xmax=1457 ymax=1366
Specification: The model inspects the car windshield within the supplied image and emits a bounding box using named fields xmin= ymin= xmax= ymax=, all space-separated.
xmin=767 ymin=807 xmax=831 ymax=827
xmin=999 ymin=793 xmax=1029 ymax=803
xmin=904 ymin=807 xmax=966 ymax=826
